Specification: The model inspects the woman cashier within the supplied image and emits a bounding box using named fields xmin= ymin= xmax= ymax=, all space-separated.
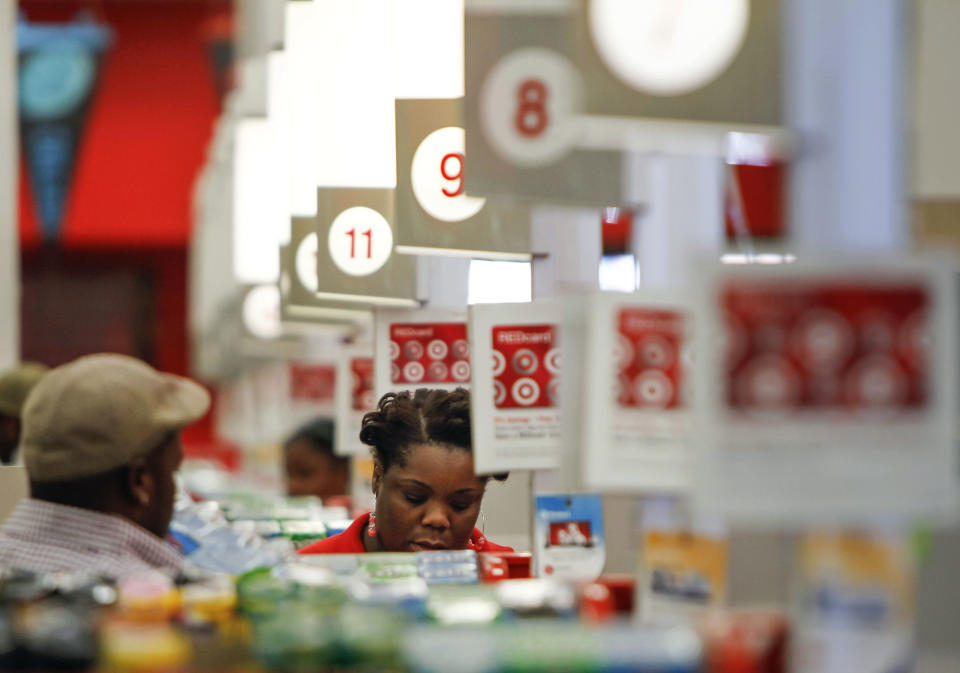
xmin=299 ymin=388 xmax=512 ymax=554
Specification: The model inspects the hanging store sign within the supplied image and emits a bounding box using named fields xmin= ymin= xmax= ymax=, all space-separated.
xmin=469 ymin=301 xmax=563 ymax=474
xmin=395 ymin=98 xmax=532 ymax=260
xmin=694 ymin=257 xmax=959 ymax=524
xmin=279 ymin=217 xmax=372 ymax=325
xmin=463 ymin=0 xmax=783 ymax=204
xmin=582 ymin=291 xmax=694 ymax=493
xmin=314 ymin=188 xmax=420 ymax=307
xmin=374 ymin=307 xmax=470 ymax=399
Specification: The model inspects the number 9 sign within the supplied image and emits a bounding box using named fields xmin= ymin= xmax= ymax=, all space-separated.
xmin=327 ymin=206 xmax=394 ymax=277
xmin=411 ymin=126 xmax=486 ymax=223
xmin=480 ymin=47 xmax=582 ymax=168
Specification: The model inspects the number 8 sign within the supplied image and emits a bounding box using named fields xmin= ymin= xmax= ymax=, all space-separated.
xmin=480 ymin=47 xmax=582 ymax=168
xmin=410 ymin=126 xmax=486 ymax=223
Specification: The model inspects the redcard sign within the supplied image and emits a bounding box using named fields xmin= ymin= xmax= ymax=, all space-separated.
xmin=694 ymin=257 xmax=958 ymax=525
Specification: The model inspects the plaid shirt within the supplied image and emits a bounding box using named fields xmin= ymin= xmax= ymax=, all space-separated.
xmin=0 ymin=499 xmax=183 ymax=579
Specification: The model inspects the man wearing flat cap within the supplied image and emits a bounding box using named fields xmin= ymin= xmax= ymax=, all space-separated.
xmin=0 ymin=362 xmax=48 ymax=466
xmin=0 ymin=354 xmax=210 ymax=578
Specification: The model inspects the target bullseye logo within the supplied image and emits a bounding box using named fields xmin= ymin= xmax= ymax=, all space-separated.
xmin=452 ymin=339 xmax=470 ymax=359
xmin=427 ymin=339 xmax=449 ymax=360
xmin=512 ymin=377 xmax=541 ymax=406
xmin=360 ymin=390 xmax=375 ymax=410
xmin=451 ymin=360 xmax=471 ymax=382
xmin=493 ymin=380 xmax=507 ymax=406
xmin=403 ymin=361 xmax=425 ymax=383
xmin=547 ymin=378 xmax=561 ymax=405
xmin=391 ymin=363 xmax=401 ymax=383
xmin=638 ymin=335 xmax=674 ymax=370
xmin=793 ymin=309 xmax=853 ymax=372
xmin=512 ymin=348 xmax=539 ymax=375
xmin=404 ymin=340 xmax=424 ymax=360
xmin=847 ymin=356 xmax=905 ymax=408
xmin=428 ymin=361 xmax=449 ymax=382
xmin=740 ymin=355 xmax=799 ymax=409
xmin=491 ymin=350 xmax=507 ymax=376
xmin=544 ymin=348 xmax=562 ymax=375
xmin=634 ymin=370 xmax=674 ymax=408
xmin=389 ymin=341 xmax=400 ymax=361
xmin=614 ymin=335 xmax=634 ymax=372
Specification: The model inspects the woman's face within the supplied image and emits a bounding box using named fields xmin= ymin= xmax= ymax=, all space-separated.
xmin=372 ymin=443 xmax=487 ymax=552
xmin=285 ymin=440 xmax=348 ymax=499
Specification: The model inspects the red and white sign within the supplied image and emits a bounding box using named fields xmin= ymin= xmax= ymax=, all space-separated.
xmin=389 ymin=322 xmax=470 ymax=385
xmin=290 ymin=363 xmax=337 ymax=402
xmin=375 ymin=308 xmax=470 ymax=398
xmin=492 ymin=324 xmax=558 ymax=409
xmin=616 ymin=309 xmax=685 ymax=410
xmin=336 ymin=344 xmax=376 ymax=457
xmin=583 ymin=292 xmax=694 ymax=493
xmin=721 ymin=282 xmax=928 ymax=417
xmin=470 ymin=302 xmax=563 ymax=474
xmin=695 ymin=258 xmax=958 ymax=524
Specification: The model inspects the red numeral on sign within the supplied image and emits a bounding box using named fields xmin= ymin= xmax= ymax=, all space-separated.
xmin=440 ymin=152 xmax=465 ymax=197
xmin=514 ymin=79 xmax=548 ymax=137
xmin=346 ymin=228 xmax=373 ymax=259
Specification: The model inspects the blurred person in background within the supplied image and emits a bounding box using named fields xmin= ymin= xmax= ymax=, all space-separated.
xmin=0 ymin=354 xmax=210 ymax=578
xmin=0 ymin=362 xmax=48 ymax=466
xmin=299 ymin=388 xmax=512 ymax=554
xmin=284 ymin=417 xmax=351 ymax=507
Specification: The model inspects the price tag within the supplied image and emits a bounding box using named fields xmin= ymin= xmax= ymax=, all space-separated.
xmin=582 ymin=291 xmax=694 ymax=492
xmin=694 ymin=256 xmax=959 ymax=524
xmin=395 ymin=98 xmax=531 ymax=260
xmin=470 ymin=301 xmax=563 ymax=474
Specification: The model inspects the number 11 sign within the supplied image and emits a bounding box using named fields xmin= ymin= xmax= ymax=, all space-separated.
xmin=395 ymin=98 xmax=532 ymax=261
xmin=314 ymin=188 xmax=420 ymax=307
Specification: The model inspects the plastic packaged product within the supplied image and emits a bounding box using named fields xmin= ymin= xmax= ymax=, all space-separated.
xmin=417 ymin=549 xmax=479 ymax=584
xmin=425 ymin=585 xmax=502 ymax=625
xmin=12 ymin=597 xmax=101 ymax=671
xmin=180 ymin=575 xmax=237 ymax=626
xmin=251 ymin=604 xmax=338 ymax=671
xmin=117 ymin=571 xmax=181 ymax=622
xmin=495 ymin=579 xmax=577 ymax=619
xmin=336 ymin=602 xmax=404 ymax=668
xmin=600 ymin=624 xmax=702 ymax=673
xmin=280 ymin=520 xmax=328 ymax=550
xmin=700 ymin=609 xmax=788 ymax=673
xmin=100 ymin=619 xmax=191 ymax=672
xmin=404 ymin=625 xmax=499 ymax=673
xmin=500 ymin=622 xmax=600 ymax=673
xmin=356 ymin=553 xmax=419 ymax=582
xmin=237 ymin=565 xmax=346 ymax=620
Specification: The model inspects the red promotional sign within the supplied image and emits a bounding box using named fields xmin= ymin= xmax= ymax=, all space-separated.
xmin=491 ymin=324 xmax=559 ymax=409
xmin=616 ymin=309 xmax=685 ymax=410
xmin=389 ymin=323 xmax=470 ymax=385
xmin=350 ymin=357 xmax=375 ymax=411
xmin=289 ymin=364 xmax=337 ymax=402
xmin=722 ymin=282 xmax=929 ymax=414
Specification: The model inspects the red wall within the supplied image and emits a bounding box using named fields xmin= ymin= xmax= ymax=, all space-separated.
xmin=18 ymin=0 xmax=227 ymax=249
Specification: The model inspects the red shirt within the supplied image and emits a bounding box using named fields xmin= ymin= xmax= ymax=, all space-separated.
xmin=298 ymin=512 xmax=513 ymax=555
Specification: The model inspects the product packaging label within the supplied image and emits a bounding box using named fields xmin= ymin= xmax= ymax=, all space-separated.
xmin=533 ymin=494 xmax=605 ymax=582
xmin=335 ymin=344 xmax=375 ymax=457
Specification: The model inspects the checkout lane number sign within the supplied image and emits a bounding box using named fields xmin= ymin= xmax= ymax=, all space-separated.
xmin=410 ymin=126 xmax=486 ymax=223
xmin=327 ymin=206 xmax=394 ymax=277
